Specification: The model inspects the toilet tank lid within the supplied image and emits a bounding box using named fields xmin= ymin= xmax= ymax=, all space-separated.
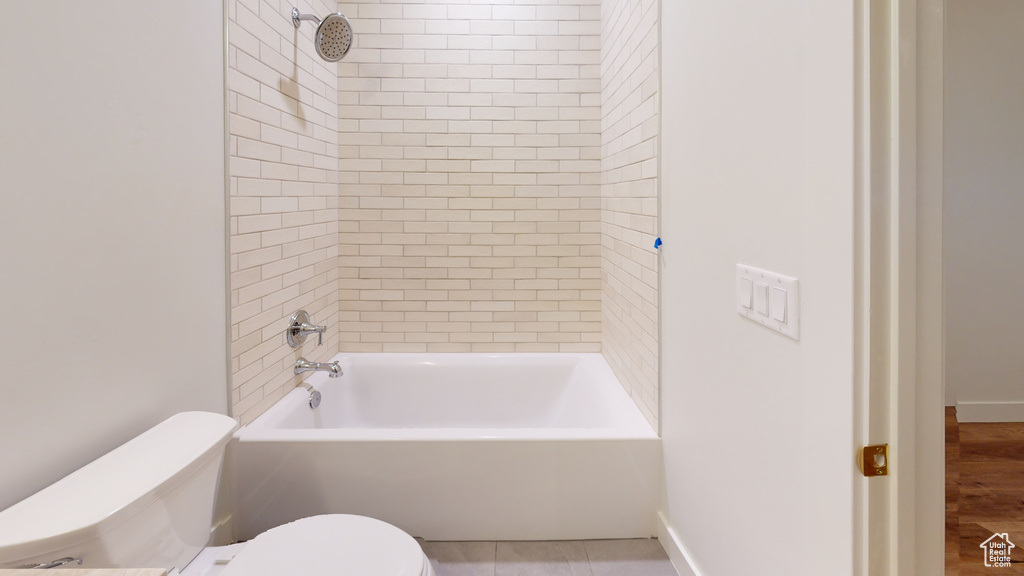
xmin=0 ymin=412 xmax=237 ymax=555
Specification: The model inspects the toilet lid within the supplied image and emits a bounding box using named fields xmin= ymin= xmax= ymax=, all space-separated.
xmin=219 ymin=515 xmax=430 ymax=576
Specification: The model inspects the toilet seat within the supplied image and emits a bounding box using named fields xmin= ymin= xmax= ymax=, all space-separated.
xmin=219 ymin=515 xmax=433 ymax=576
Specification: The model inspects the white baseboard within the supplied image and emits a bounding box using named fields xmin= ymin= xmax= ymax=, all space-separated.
xmin=956 ymin=401 xmax=1024 ymax=423
xmin=657 ymin=511 xmax=702 ymax=576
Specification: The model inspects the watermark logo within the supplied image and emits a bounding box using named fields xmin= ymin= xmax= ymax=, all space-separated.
xmin=980 ymin=533 xmax=1015 ymax=568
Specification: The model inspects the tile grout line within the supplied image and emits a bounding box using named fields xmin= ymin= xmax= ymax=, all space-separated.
xmin=490 ymin=541 xmax=497 ymax=576
xmin=580 ymin=540 xmax=594 ymax=576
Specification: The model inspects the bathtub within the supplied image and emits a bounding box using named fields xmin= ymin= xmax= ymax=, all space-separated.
xmin=229 ymin=353 xmax=661 ymax=541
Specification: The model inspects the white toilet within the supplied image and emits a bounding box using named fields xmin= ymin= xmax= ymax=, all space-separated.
xmin=0 ymin=412 xmax=434 ymax=576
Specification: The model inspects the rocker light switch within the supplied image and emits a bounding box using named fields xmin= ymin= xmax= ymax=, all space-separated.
xmin=754 ymin=283 xmax=769 ymax=316
xmin=736 ymin=264 xmax=800 ymax=340
xmin=770 ymin=287 xmax=787 ymax=322
xmin=739 ymin=278 xmax=753 ymax=309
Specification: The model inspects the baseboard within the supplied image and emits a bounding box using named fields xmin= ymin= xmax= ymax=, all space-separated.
xmin=657 ymin=511 xmax=702 ymax=576
xmin=956 ymin=401 xmax=1024 ymax=423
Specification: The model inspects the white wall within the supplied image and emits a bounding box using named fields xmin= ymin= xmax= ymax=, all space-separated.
xmin=945 ymin=0 xmax=1024 ymax=421
xmin=0 ymin=1 xmax=228 ymax=510
xmin=659 ymin=2 xmax=856 ymax=575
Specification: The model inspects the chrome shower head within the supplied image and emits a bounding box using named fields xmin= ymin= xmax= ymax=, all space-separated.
xmin=291 ymin=7 xmax=352 ymax=62
xmin=314 ymin=13 xmax=352 ymax=61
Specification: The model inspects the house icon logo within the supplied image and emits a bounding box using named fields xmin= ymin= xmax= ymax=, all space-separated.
xmin=980 ymin=533 xmax=1015 ymax=567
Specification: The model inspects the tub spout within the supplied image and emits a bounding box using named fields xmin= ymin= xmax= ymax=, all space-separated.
xmin=294 ymin=357 xmax=343 ymax=378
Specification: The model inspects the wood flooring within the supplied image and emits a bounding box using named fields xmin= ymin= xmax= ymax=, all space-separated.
xmin=947 ymin=407 xmax=1024 ymax=574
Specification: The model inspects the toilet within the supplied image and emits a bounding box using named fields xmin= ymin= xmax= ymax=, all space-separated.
xmin=0 ymin=412 xmax=434 ymax=576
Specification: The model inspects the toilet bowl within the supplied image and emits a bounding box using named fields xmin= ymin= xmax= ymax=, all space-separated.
xmin=0 ymin=412 xmax=433 ymax=576
xmin=212 ymin=515 xmax=431 ymax=576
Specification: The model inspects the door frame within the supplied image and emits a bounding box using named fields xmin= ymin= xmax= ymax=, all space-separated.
xmin=860 ymin=0 xmax=945 ymax=574
xmin=912 ymin=0 xmax=946 ymax=571
xmin=889 ymin=0 xmax=946 ymax=573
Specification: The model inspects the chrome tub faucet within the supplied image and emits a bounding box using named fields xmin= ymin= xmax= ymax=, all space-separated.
xmin=294 ymin=357 xmax=342 ymax=378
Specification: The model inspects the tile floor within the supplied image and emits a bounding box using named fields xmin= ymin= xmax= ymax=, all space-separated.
xmin=419 ymin=539 xmax=678 ymax=576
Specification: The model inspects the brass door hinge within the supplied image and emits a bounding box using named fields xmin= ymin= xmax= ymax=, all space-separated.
xmin=859 ymin=444 xmax=888 ymax=477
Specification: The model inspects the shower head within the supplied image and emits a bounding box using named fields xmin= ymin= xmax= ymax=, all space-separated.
xmin=291 ymin=7 xmax=352 ymax=62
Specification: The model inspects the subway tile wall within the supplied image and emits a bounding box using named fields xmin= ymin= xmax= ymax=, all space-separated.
xmin=229 ymin=0 xmax=341 ymax=423
xmin=228 ymin=0 xmax=660 ymax=424
xmin=600 ymin=0 xmax=659 ymax=426
xmin=335 ymin=0 xmax=604 ymax=353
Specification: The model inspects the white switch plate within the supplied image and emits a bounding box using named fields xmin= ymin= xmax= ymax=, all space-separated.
xmin=736 ymin=264 xmax=800 ymax=340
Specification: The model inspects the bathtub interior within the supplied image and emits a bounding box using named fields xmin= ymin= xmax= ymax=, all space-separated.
xmin=246 ymin=353 xmax=655 ymax=436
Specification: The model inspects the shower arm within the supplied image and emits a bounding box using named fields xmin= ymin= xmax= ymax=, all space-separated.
xmin=291 ymin=7 xmax=321 ymax=28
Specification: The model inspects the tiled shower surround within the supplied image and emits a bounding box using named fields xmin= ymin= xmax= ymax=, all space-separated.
xmin=229 ymin=0 xmax=342 ymax=424
xmin=600 ymin=0 xmax=659 ymax=424
xmin=229 ymin=0 xmax=659 ymax=426
xmin=336 ymin=1 xmax=603 ymax=354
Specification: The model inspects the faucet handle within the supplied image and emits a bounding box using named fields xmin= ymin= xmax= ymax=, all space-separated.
xmin=287 ymin=310 xmax=327 ymax=348
xmin=297 ymin=322 xmax=325 ymax=346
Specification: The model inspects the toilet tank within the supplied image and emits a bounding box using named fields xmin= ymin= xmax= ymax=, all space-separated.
xmin=0 ymin=412 xmax=237 ymax=571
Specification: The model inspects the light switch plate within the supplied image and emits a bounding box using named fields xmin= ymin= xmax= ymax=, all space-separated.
xmin=736 ymin=264 xmax=800 ymax=340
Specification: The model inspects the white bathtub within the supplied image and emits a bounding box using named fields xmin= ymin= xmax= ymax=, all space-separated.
xmin=230 ymin=353 xmax=661 ymax=541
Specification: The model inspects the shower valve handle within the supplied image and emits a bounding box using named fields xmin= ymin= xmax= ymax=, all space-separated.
xmin=297 ymin=322 xmax=326 ymax=346
xmin=287 ymin=310 xmax=326 ymax=348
